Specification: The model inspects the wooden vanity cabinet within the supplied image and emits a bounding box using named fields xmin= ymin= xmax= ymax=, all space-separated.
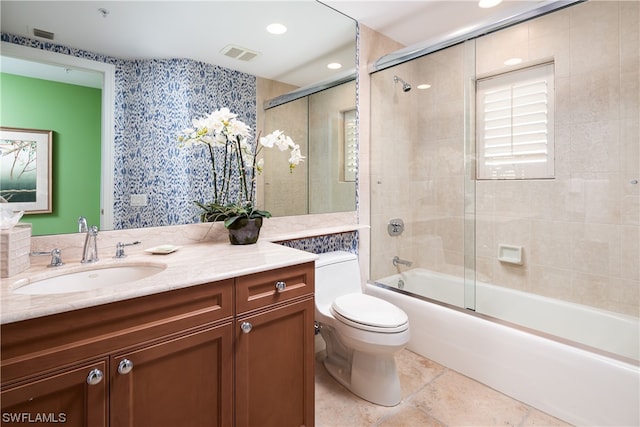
xmin=235 ymin=262 xmax=315 ymax=427
xmin=1 ymin=261 xmax=315 ymax=427
xmin=1 ymin=279 xmax=234 ymax=427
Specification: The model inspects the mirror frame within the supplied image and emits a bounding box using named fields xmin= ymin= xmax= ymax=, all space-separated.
xmin=2 ymin=41 xmax=116 ymax=230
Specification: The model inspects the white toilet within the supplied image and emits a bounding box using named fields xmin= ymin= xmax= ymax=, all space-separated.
xmin=314 ymin=251 xmax=410 ymax=407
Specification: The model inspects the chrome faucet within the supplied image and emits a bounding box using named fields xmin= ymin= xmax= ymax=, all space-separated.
xmin=31 ymin=248 xmax=64 ymax=267
xmin=81 ymin=225 xmax=99 ymax=263
xmin=392 ymin=256 xmax=412 ymax=267
xmin=78 ymin=216 xmax=88 ymax=233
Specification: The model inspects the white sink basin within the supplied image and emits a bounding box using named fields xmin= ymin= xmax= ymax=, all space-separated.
xmin=13 ymin=264 xmax=166 ymax=295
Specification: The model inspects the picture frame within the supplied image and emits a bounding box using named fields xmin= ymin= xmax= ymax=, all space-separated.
xmin=0 ymin=127 xmax=53 ymax=214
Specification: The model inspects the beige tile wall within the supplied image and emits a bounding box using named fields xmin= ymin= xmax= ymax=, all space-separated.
xmin=369 ymin=1 xmax=639 ymax=317
xmin=261 ymin=96 xmax=309 ymax=216
xmin=308 ymin=81 xmax=357 ymax=214
xmin=258 ymin=79 xmax=357 ymax=217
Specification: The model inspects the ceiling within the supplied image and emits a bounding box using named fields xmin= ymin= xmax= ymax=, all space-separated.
xmin=324 ymin=0 xmax=551 ymax=48
xmin=1 ymin=0 xmax=552 ymax=88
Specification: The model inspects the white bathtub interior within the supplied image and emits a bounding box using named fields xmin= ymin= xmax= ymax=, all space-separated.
xmin=376 ymin=268 xmax=639 ymax=362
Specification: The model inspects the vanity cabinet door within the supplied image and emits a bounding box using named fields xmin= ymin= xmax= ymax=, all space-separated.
xmin=109 ymin=323 xmax=233 ymax=427
xmin=0 ymin=359 xmax=107 ymax=427
xmin=235 ymin=297 xmax=315 ymax=427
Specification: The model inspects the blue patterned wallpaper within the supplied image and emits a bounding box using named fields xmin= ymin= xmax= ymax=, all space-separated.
xmin=277 ymin=231 xmax=359 ymax=255
xmin=114 ymin=58 xmax=256 ymax=229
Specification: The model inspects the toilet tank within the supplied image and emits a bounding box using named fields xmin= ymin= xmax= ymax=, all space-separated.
xmin=315 ymin=251 xmax=362 ymax=309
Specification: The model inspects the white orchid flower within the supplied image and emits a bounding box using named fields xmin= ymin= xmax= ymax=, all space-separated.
xmin=256 ymin=158 xmax=265 ymax=174
xmin=259 ymin=130 xmax=282 ymax=148
xmin=214 ymin=133 xmax=228 ymax=145
xmin=178 ymin=107 xmax=303 ymax=208
xmin=274 ymin=135 xmax=290 ymax=151
xmin=229 ymin=119 xmax=251 ymax=140
xmin=210 ymin=107 xmax=236 ymax=124
xmin=289 ymin=145 xmax=305 ymax=168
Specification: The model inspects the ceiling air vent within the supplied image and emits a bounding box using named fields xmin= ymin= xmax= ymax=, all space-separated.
xmin=33 ymin=28 xmax=54 ymax=40
xmin=220 ymin=45 xmax=259 ymax=62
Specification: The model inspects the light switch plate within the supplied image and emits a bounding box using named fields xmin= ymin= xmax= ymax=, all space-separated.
xmin=130 ymin=194 xmax=148 ymax=206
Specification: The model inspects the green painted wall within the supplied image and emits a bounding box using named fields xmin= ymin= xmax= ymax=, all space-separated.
xmin=1 ymin=73 xmax=102 ymax=235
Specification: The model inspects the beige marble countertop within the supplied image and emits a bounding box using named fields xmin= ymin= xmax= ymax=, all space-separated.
xmin=1 ymin=240 xmax=318 ymax=325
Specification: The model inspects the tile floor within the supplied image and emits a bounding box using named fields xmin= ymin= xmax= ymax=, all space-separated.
xmin=315 ymin=349 xmax=572 ymax=427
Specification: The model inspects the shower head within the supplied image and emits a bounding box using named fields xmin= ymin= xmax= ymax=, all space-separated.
xmin=393 ymin=75 xmax=411 ymax=92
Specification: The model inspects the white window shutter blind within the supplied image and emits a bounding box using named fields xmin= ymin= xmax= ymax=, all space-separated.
xmin=477 ymin=63 xmax=555 ymax=179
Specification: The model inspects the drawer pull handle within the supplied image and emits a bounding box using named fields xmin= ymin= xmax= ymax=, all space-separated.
xmin=275 ymin=281 xmax=286 ymax=292
xmin=118 ymin=358 xmax=134 ymax=375
xmin=241 ymin=322 xmax=253 ymax=334
xmin=86 ymin=368 xmax=104 ymax=385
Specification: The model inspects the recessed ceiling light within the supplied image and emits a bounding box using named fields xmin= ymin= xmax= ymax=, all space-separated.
xmin=266 ymin=23 xmax=287 ymax=35
xmin=478 ymin=0 xmax=502 ymax=8
xmin=327 ymin=62 xmax=342 ymax=70
xmin=417 ymin=84 xmax=431 ymax=90
xmin=504 ymin=57 xmax=523 ymax=66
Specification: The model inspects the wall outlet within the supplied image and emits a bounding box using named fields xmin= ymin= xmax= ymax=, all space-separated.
xmin=130 ymin=194 xmax=148 ymax=207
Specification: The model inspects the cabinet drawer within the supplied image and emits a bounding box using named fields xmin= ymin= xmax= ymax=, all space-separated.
xmin=236 ymin=262 xmax=314 ymax=314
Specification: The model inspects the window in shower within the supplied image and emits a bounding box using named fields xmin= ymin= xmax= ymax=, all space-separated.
xmin=343 ymin=109 xmax=357 ymax=182
xmin=476 ymin=62 xmax=555 ymax=180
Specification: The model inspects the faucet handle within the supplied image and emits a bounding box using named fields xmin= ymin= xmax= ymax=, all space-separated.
xmin=78 ymin=216 xmax=88 ymax=233
xmin=50 ymin=248 xmax=64 ymax=266
xmin=31 ymin=248 xmax=64 ymax=267
xmin=114 ymin=241 xmax=141 ymax=259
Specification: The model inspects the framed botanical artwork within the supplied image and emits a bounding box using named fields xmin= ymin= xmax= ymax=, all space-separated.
xmin=0 ymin=127 xmax=53 ymax=213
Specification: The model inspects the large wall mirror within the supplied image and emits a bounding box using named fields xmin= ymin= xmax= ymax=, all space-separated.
xmin=261 ymin=80 xmax=357 ymax=217
xmin=0 ymin=1 xmax=356 ymax=236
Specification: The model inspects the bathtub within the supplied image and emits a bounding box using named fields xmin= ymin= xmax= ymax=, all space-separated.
xmin=366 ymin=268 xmax=640 ymax=427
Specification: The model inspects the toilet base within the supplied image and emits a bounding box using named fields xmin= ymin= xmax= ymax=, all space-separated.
xmin=323 ymin=348 xmax=402 ymax=407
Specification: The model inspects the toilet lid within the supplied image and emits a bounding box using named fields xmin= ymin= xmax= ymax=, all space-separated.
xmin=331 ymin=294 xmax=408 ymax=329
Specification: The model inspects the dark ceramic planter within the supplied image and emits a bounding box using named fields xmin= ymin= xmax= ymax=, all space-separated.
xmin=226 ymin=217 xmax=263 ymax=245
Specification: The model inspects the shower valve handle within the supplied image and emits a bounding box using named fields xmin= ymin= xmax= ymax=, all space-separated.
xmin=388 ymin=218 xmax=405 ymax=236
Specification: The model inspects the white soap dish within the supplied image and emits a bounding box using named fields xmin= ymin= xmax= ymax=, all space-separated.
xmin=145 ymin=245 xmax=181 ymax=255
xmin=497 ymin=244 xmax=523 ymax=265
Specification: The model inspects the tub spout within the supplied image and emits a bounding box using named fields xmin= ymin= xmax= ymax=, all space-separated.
xmin=392 ymin=256 xmax=412 ymax=267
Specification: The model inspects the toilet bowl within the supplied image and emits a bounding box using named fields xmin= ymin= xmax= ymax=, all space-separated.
xmin=314 ymin=251 xmax=410 ymax=406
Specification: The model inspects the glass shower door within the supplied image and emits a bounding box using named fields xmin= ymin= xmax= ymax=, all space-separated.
xmin=369 ymin=41 xmax=475 ymax=310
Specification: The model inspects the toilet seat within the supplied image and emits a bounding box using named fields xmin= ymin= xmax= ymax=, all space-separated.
xmin=330 ymin=293 xmax=409 ymax=333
